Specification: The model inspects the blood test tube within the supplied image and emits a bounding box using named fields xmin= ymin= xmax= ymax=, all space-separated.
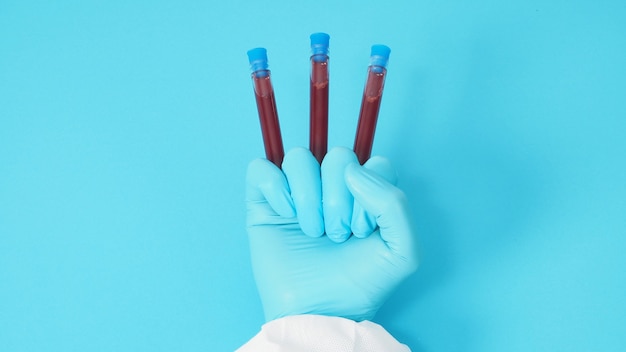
xmin=247 ymin=48 xmax=285 ymax=167
xmin=353 ymin=45 xmax=391 ymax=165
xmin=309 ymin=32 xmax=330 ymax=164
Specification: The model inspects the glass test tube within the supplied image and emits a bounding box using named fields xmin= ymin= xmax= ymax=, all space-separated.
xmin=353 ymin=45 xmax=391 ymax=165
xmin=247 ymin=48 xmax=285 ymax=167
xmin=309 ymin=32 xmax=330 ymax=164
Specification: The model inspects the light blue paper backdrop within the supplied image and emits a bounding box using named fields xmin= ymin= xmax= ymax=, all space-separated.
xmin=1 ymin=1 xmax=625 ymax=350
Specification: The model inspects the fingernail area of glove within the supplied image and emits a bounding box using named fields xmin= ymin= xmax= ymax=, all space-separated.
xmin=326 ymin=231 xmax=350 ymax=243
xmin=300 ymin=216 xmax=325 ymax=238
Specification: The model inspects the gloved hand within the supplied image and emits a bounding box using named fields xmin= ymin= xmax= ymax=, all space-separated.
xmin=246 ymin=146 xmax=419 ymax=322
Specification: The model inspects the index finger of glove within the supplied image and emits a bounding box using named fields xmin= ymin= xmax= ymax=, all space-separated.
xmin=351 ymin=156 xmax=398 ymax=238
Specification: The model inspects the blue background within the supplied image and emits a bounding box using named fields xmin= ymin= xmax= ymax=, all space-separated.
xmin=1 ymin=1 xmax=625 ymax=351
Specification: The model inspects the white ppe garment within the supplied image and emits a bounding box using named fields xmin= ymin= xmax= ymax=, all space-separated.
xmin=237 ymin=314 xmax=411 ymax=351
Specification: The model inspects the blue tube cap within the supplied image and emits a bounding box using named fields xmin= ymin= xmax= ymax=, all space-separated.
xmin=247 ymin=47 xmax=269 ymax=72
xmin=310 ymin=32 xmax=330 ymax=56
xmin=310 ymin=32 xmax=330 ymax=48
xmin=370 ymin=44 xmax=391 ymax=68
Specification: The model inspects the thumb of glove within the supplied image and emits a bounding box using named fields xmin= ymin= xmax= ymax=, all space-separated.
xmin=344 ymin=163 xmax=419 ymax=272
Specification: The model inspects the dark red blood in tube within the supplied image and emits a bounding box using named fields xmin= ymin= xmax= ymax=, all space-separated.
xmin=353 ymin=68 xmax=386 ymax=165
xmin=310 ymin=59 xmax=329 ymax=164
xmin=253 ymin=72 xmax=284 ymax=167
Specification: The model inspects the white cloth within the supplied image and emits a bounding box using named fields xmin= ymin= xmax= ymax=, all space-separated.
xmin=237 ymin=315 xmax=411 ymax=352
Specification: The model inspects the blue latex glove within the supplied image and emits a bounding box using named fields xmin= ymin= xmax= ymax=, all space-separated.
xmin=246 ymin=146 xmax=419 ymax=322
